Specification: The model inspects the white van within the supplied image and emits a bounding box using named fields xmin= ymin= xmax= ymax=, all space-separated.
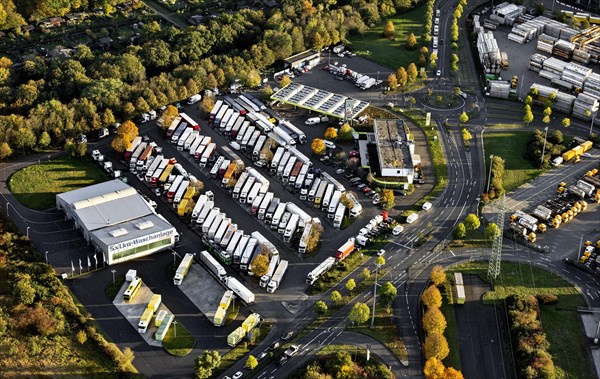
xmin=406 ymin=213 xmax=419 ymax=224
xmin=422 ymin=202 xmax=432 ymax=211
xmin=324 ymin=140 xmax=336 ymax=150
xmin=230 ymin=141 xmax=241 ymax=150
xmin=305 ymin=117 xmax=320 ymax=125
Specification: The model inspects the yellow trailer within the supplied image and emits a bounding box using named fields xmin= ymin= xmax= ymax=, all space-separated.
xmin=562 ymin=149 xmax=575 ymax=161
xmin=178 ymin=199 xmax=189 ymax=216
xmin=581 ymin=141 xmax=593 ymax=152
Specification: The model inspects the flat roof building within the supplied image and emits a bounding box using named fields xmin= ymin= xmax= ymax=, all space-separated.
xmin=284 ymin=50 xmax=321 ymax=70
xmin=56 ymin=180 xmax=178 ymax=265
xmin=371 ymin=119 xmax=415 ymax=182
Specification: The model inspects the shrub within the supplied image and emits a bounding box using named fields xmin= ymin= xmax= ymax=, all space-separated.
xmin=536 ymin=293 xmax=558 ymax=305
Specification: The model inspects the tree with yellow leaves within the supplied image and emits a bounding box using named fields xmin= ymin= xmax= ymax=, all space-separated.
xmin=421 ymin=285 xmax=442 ymax=309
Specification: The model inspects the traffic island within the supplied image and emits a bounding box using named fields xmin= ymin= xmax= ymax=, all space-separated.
xmin=162 ymin=322 xmax=196 ymax=356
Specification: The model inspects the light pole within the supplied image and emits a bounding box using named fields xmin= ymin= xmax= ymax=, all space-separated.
xmin=26 ymin=226 xmax=30 ymax=239
xmin=5 ymin=202 xmax=8 ymax=216
xmin=590 ymin=113 xmax=596 ymax=137
xmin=370 ymin=260 xmax=382 ymax=329
xmin=111 ymin=269 xmax=116 ymax=285
xmin=540 ymin=126 xmax=549 ymax=165
xmin=173 ymin=320 xmax=178 ymax=338
xmin=45 ymin=251 xmax=49 ymax=264
xmin=171 ymin=250 xmax=180 ymax=270
xmin=486 ymin=154 xmax=494 ymax=194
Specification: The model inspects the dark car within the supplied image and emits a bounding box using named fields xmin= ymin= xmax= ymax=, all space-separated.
xmin=281 ymin=331 xmax=294 ymax=341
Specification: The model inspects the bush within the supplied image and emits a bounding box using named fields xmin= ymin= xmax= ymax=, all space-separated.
xmin=536 ymin=293 xmax=558 ymax=305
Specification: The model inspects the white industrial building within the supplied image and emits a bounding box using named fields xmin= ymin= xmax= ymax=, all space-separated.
xmin=370 ymin=119 xmax=415 ymax=182
xmin=56 ymin=180 xmax=179 ymax=265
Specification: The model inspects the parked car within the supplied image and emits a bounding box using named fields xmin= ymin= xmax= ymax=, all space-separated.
xmin=392 ymin=225 xmax=404 ymax=236
xmin=335 ymin=168 xmax=345 ymax=175
xmin=233 ymin=372 xmax=243 ymax=379
xmin=257 ymin=351 xmax=269 ymax=361
xmin=372 ymin=198 xmax=381 ymax=205
xmin=366 ymin=191 xmax=377 ymax=198
xmin=357 ymin=183 xmax=367 ymax=190
xmin=281 ymin=331 xmax=294 ymax=341
xmin=362 ymin=187 xmax=372 ymax=194
xmin=270 ymin=341 xmax=280 ymax=350
xmin=344 ymin=173 xmax=354 ymax=179
xmin=377 ymin=249 xmax=385 ymax=256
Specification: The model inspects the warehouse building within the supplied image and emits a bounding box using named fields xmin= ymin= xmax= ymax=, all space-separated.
xmin=56 ymin=180 xmax=179 ymax=265
xmin=284 ymin=50 xmax=321 ymax=70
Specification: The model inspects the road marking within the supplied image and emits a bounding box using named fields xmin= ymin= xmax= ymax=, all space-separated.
xmin=575 ymin=275 xmax=582 ymax=280
xmin=586 ymin=283 xmax=591 ymax=289
xmin=270 ymin=368 xmax=278 ymax=374
xmin=449 ymin=250 xmax=455 ymax=257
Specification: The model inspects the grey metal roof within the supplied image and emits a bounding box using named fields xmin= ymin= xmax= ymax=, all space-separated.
xmin=75 ymin=193 xmax=154 ymax=231
xmin=92 ymin=214 xmax=175 ymax=247
xmin=57 ymin=179 xmax=131 ymax=205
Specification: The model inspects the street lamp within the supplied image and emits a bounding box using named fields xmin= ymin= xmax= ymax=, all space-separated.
xmin=5 ymin=202 xmax=8 ymax=217
xmin=540 ymin=126 xmax=549 ymax=165
xmin=111 ymin=269 xmax=116 ymax=285
xmin=45 ymin=251 xmax=49 ymax=264
xmin=173 ymin=320 xmax=178 ymax=338
xmin=486 ymin=154 xmax=494 ymax=194
xmin=26 ymin=226 xmax=30 ymax=239
xmin=590 ymin=113 xmax=596 ymax=137
xmin=370 ymin=260 xmax=383 ymax=329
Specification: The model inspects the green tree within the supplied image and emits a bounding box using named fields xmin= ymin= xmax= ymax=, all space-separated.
xmin=429 ymin=265 xmax=446 ymax=287
xmin=75 ymin=142 xmax=87 ymax=158
xmin=383 ymin=20 xmax=396 ymax=39
xmin=311 ymin=138 xmax=326 ymax=155
xmin=406 ymin=32 xmax=418 ymax=50
xmin=76 ymin=329 xmax=88 ymax=345
xmin=421 ymin=285 xmax=442 ymax=309
xmin=331 ymin=290 xmax=342 ymax=304
xmin=349 ymin=302 xmax=370 ymax=325
xmin=375 ymin=255 xmax=386 ymax=267
xmin=485 ymin=222 xmax=501 ymax=240
xmin=524 ymin=95 xmax=533 ymax=105
xmin=250 ymin=253 xmax=270 ymax=277
xmin=380 ymin=282 xmax=397 ymax=305
xmin=408 ymin=96 xmax=417 ymax=108
xmin=195 ymin=350 xmax=221 ymax=379
xmin=462 ymin=128 xmax=472 ymax=145
xmin=523 ymin=106 xmax=534 ymax=126
xmin=346 ymin=278 xmax=356 ymax=293
xmin=463 ymin=214 xmax=481 ymax=233
xmin=459 ymin=111 xmax=469 ymax=124
xmin=338 ymin=123 xmax=354 ymax=140
xmin=0 ymin=142 xmax=12 ymax=160
xmin=543 ymin=107 xmax=552 ymax=117
xmin=315 ymin=300 xmax=328 ymax=315
xmin=38 ymin=131 xmax=51 ymax=148
xmin=453 ymin=222 xmax=466 ymax=239
xmin=543 ymin=115 xmax=551 ymax=125
xmin=12 ymin=273 xmax=36 ymax=305
xmin=561 ymin=117 xmax=570 ymax=128
xmin=245 ymin=355 xmax=258 ymax=370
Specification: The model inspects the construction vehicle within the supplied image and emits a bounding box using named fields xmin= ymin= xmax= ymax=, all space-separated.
xmin=306 ymin=257 xmax=336 ymax=285
xmin=267 ymin=260 xmax=289 ymax=293
xmin=556 ymin=181 xmax=567 ymax=194
xmin=174 ymin=253 xmax=194 ymax=285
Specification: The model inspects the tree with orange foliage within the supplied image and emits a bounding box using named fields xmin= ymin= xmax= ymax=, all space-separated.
xmin=423 ymin=357 xmax=445 ymax=379
xmin=421 ymin=285 xmax=442 ymax=309
xmin=444 ymin=367 xmax=464 ymax=379
xmin=422 ymin=307 xmax=447 ymax=335
xmin=423 ymin=332 xmax=449 ymax=360
xmin=429 ymin=265 xmax=446 ymax=287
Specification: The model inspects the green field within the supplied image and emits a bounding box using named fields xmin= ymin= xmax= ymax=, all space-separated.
xmin=347 ymin=6 xmax=427 ymax=70
xmin=9 ymin=157 xmax=107 ymax=210
xmin=162 ymin=321 xmax=196 ymax=356
xmin=446 ymin=261 xmax=591 ymax=379
xmin=483 ymin=131 xmax=545 ymax=193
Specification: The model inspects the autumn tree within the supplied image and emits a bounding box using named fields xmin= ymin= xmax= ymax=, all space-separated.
xmin=345 ymin=278 xmax=356 ymax=293
xmin=407 ymin=63 xmax=418 ymax=84
xmin=324 ymin=127 xmax=338 ymax=141
xmin=195 ymin=350 xmax=221 ymax=379
xmin=562 ymin=117 xmax=570 ymax=128
xmin=429 ymin=265 xmax=446 ymax=287
xmin=523 ymin=105 xmax=534 ymax=126
xmin=245 ymin=355 xmax=258 ymax=370
xmin=315 ymin=300 xmax=328 ymax=315
xmin=459 ymin=111 xmax=469 ymax=125
xmin=306 ymin=223 xmax=323 ymax=253
xmin=76 ymin=329 xmax=88 ymax=345
xmin=424 ymin=357 xmax=445 ymax=379
xmin=383 ymin=20 xmax=396 ymax=39
xmin=119 ymin=347 xmax=135 ymax=371
xmin=379 ymin=189 xmax=395 ymax=209
xmin=111 ymin=136 xmax=130 ymax=153
xmin=421 ymin=285 xmax=442 ymax=309
xmin=387 ymin=73 xmax=398 ymax=89
xmin=444 ymin=367 xmax=465 ymax=379
xmin=397 ymin=66 xmax=408 ymax=87
xmin=160 ymin=105 xmax=179 ymax=130
xmin=250 ymin=253 xmax=270 ymax=277
xmin=361 ymin=268 xmax=371 ymax=280
xmin=453 ymin=222 xmax=466 ymax=239
xmin=423 ymin=332 xmax=450 ymax=360
xmin=422 ymin=307 xmax=447 ymax=334
xmin=406 ymin=32 xmax=418 ymax=50
xmin=311 ymin=138 xmax=326 ymax=155
xmin=280 ymin=75 xmax=292 ymax=87
xmin=338 ymin=123 xmax=354 ymax=140
xmin=379 ymin=282 xmax=397 ymax=305
xmin=463 ymin=213 xmax=481 ymax=233
xmin=349 ymin=302 xmax=370 ymax=325
xmin=462 ymin=128 xmax=472 ymax=145
xmin=331 ymin=290 xmax=342 ymax=304
xmin=199 ymin=96 xmax=215 ymax=117
xmin=485 ymin=222 xmax=501 ymax=240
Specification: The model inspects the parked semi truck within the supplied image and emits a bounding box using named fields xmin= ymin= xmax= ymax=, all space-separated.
xmin=199 ymin=250 xmax=227 ymax=281
xmin=306 ymin=257 xmax=336 ymax=285
xmin=335 ymin=239 xmax=355 ymax=262
xmin=226 ymin=276 xmax=255 ymax=304
xmin=267 ymin=260 xmax=289 ymax=293
xmin=173 ymin=253 xmax=194 ymax=285
xmin=259 ymin=254 xmax=281 ymax=287
xmin=298 ymin=223 xmax=312 ymax=254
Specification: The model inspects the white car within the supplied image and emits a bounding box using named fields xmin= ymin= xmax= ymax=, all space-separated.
xmin=392 ymin=225 xmax=404 ymax=236
xmin=335 ymin=168 xmax=345 ymax=174
xmin=582 ymin=152 xmax=591 ymax=158
xmin=377 ymin=249 xmax=385 ymax=256
xmin=233 ymin=371 xmax=243 ymax=379
xmin=436 ymin=70 xmax=441 ymax=77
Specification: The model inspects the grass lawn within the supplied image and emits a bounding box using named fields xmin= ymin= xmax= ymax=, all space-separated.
xmin=105 ymin=277 xmax=126 ymax=301
xmin=483 ymin=131 xmax=545 ymax=193
xmin=440 ymin=286 xmax=461 ymax=370
xmin=9 ymin=157 xmax=107 ymax=210
xmin=447 ymin=261 xmax=592 ymax=379
xmin=162 ymin=321 xmax=196 ymax=356
xmin=347 ymin=6 xmax=427 ymax=70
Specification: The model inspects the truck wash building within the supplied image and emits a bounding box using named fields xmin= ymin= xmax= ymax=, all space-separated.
xmin=284 ymin=50 xmax=321 ymax=70
xmin=56 ymin=180 xmax=179 ymax=265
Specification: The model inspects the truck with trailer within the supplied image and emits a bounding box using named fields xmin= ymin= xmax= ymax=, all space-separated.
xmin=283 ymin=214 xmax=300 ymax=243
xmin=259 ymin=254 xmax=281 ymax=287
xmin=240 ymin=126 xmax=256 ymax=147
xmin=321 ymin=172 xmax=345 ymax=193
xmin=167 ymin=176 xmax=185 ymax=201
xmin=251 ymin=194 xmax=265 ymax=216
xmin=278 ymin=212 xmax=291 ymax=235
xmin=177 ymin=199 xmax=189 ymax=216
xmin=166 ymin=116 xmax=182 ymax=138
xmin=314 ymin=181 xmax=328 ymax=208
xmin=201 ymin=208 xmax=220 ymax=234
xmin=267 ymin=260 xmax=289 ymax=293
xmin=276 ymin=151 xmax=291 ymax=177
xmin=282 ymin=157 xmax=297 ymax=184
xmin=306 ymin=257 xmax=336 ymax=285
xmin=225 ymin=114 xmax=240 ymax=134
xmin=196 ymin=200 xmax=214 ymax=225
xmin=170 ymin=122 xmax=188 ymax=144
xmin=194 ymin=136 xmax=212 ymax=160
xmin=298 ymin=223 xmax=312 ymax=253
xmin=208 ymin=213 xmax=225 ymax=240
xmin=308 ymin=178 xmax=322 ymax=202
xmin=245 ymin=130 xmax=261 ymax=152
xmin=220 ymin=108 xmax=234 ymax=130
xmin=172 ymin=180 xmax=190 ymax=205
xmin=286 ymin=202 xmax=313 ymax=227
xmin=136 ymin=144 xmax=154 ymax=170
xmin=246 ymin=183 xmax=262 ymax=205
xmin=295 ymin=165 xmax=309 ymax=190
xmin=209 ymin=100 xmax=224 ymax=122
xmin=199 ymin=143 xmax=216 ymax=167
xmin=273 ymin=126 xmax=296 ymax=146
xmin=247 ymin=167 xmax=270 ymax=193
xmin=265 ymin=197 xmax=281 ymax=222
xmin=180 ymin=113 xmax=200 ymax=131
xmin=321 ymin=183 xmax=335 ymax=210
xmin=220 ymin=224 xmax=237 ymax=249
xmin=333 ymin=202 xmax=346 ymax=228
xmin=257 ymin=192 xmax=274 ymax=220
xmin=252 ymin=135 xmax=267 ymax=161
xmin=328 ymin=191 xmax=342 ymax=217
xmin=230 ymin=118 xmax=245 ymax=138
xmin=177 ymin=128 xmax=193 ymax=151
xmin=239 ymin=238 xmax=258 ymax=271
xmin=191 ymin=194 xmax=208 ymax=220
xmin=129 ymin=142 xmax=147 ymax=169
xmin=270 ymin=147 xmax=285 ymax=174
xmin=145 ymin=156 xmax=164 ymax=182
xmin=238 ymin=95 xmax=261 ymax=112
xmin=335 ymin=239 xmax=355 ymax=262
xmin=348 ymin=193 xmax=362 ymax=217
xmin=214 ymin=218 xmax=232 ymax=245
xmin=124 ymin=136 xmax=142 ymax=161
xmin=158 ymin=162 xmax=175 ymax=185
xmin=183 ymin=131 xmax=200 ymax=151
xmin=221 ymin=161 xmax=238 ymax=187
xmin=233 ymin=235 xmax=250 ymax=265
xmin=279 ymin=120 xmax=307 ymax=144
xmin=189 ymin=137 xmax=203 ymax=157
xmin=271 ymin=202 xmax=287 ymax=230
xmin=214 ymin=104 xmax=229 ymax=126
xmin=241 ymin=313 xmax=261 ymax=334
xmin=232 ymin=172 xmax=249 ymax=199
xmin=199 ymin=250 xmax=227 ymax=281
xmin=150 ymin=158 xmax=169 ymax=186
xmin=289 ymin=161 xmax=304 ymax=185
xmin=227 ymin=327 xmax=246 ymax=347
xmin=226 ymin=230 xmax=243 ymax=257
xmin=239 ymin=176 xmax=256 ymax=203
xmin=210 ymin=156 xmax=226 ymax=178
xmin=174 ymin=253 xmax=194 ymax=285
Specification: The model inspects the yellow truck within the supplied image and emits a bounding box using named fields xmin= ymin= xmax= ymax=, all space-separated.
xmin=177 ymin=199 xmax=189 ymax=216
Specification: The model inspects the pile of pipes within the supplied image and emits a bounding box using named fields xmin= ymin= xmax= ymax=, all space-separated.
xmin=509 ymin=16 xmax=549 ymax=44
xmin=573 ymin=92 xmax=599 ymax=120
xmin=529 ymin=83 xmax=576 ymax=113
xmin=477 ymin=31 xmax=503 ymax=74
xmin=583 ymin=73 xmax=600 ymax=98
